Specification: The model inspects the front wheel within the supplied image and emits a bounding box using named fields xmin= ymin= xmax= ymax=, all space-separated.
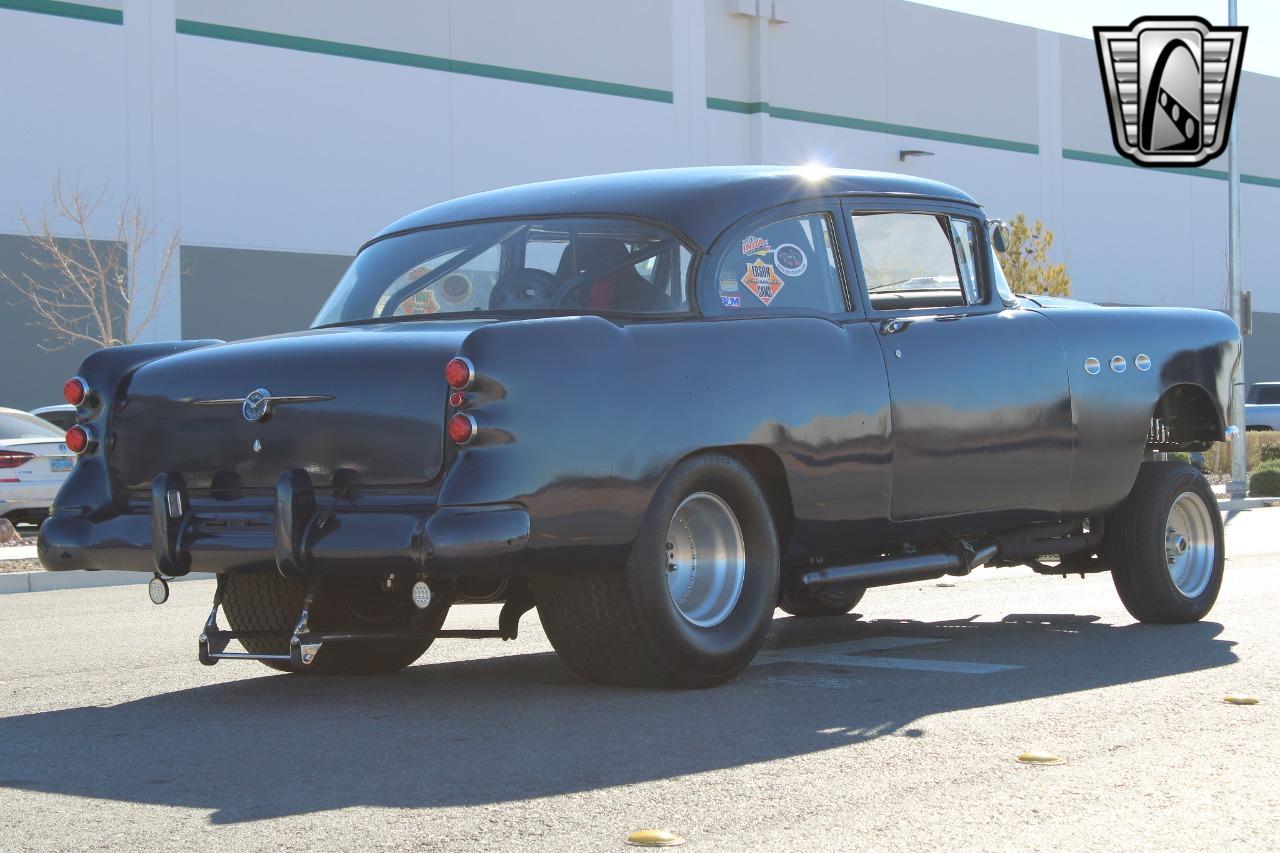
xmin=533 ymin=453 xmax=780 ymax=688
xmin=1106 ymin=461 xmax=1224 ymax=623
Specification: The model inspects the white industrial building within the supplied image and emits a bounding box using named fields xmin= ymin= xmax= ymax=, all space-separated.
xmin=2 ymin=0 xmax=1278 ymax=408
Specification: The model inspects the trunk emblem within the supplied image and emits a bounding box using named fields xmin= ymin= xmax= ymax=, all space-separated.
xmin=242 ymin=388 xmax=272 ymax=422
xmin=192 ymin=388 xmax=334 ymax=422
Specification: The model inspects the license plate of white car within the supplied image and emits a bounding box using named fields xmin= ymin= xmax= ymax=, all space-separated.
xmin=50 ymin=458 xmax=73 ymax=472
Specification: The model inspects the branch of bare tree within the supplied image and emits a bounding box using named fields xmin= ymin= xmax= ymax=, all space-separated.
xmin=1 ymin=177 xmax=179 ymax=350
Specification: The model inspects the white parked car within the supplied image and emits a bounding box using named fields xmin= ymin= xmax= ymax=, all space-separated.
xmin=0 ymin=407 xmax=74 ymax=526
xmin=1245 ymin=382 xmax=1280 ymax=431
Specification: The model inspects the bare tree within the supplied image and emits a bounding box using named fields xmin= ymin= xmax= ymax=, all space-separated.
xmin=1 ymin=178 xmax=178 ymax=349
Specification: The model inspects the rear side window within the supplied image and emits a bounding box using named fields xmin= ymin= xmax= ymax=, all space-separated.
xmin=1258 ymin=386 xmax=1280 ymax=404
xmin=706 ymin=213 xmax=845 ymax=315
xmin=851 ymin=212 xmax=984 ymax=311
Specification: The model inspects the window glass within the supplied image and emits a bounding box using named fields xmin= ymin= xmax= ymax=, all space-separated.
xmin=707 ymin=213 xmax=844 ymax=314
xmin=851 ymin=212 xmax=967 ymax=310
xmin=314 ymin=217 xmax=691 ymax=324
xmin=950 ymin=219 xmax=981 ymax=304
xmin=1261 ymin=386 xmax=1280 ymax=405
xmin=991 ymin=244 xmax=1016 ymax=303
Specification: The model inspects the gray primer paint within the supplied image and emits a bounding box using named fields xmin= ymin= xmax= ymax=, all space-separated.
xmin=0 ymin=234 xmax=125 ymax=411
xmin=180 ymin=245 xmax=352 ymax=341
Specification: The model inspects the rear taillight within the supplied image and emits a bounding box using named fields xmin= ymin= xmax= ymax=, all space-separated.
xmin=65 ymin=425 xmax=94 ymax=455
xmin=444 ymin=357 xmax=475 ymax=390
xmin=63 ymin=376 xmax=88 ymax=406
xmin=0 ymin=450 xmax=34 ymax=469
xmin=448 ymin=413 xmax=477 ymax=446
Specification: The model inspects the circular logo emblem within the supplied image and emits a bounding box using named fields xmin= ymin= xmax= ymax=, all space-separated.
xmin=773 ymin=243 xmax=808 ymax=277
xmin=242 ymin=388 xmax=271 ymax=422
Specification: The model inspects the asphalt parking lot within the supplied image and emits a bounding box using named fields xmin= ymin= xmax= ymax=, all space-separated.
xmin=1 ymin=510 xmax=1276 ymax=851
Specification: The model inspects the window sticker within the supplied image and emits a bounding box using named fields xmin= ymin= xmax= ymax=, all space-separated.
xmin=741 ymin=260 xmax=785 ymax=306
xmin=719 ymin=271 xmax=740 ymax=292
xmin=439 ymin=273 xmax=473 ymax=304
xmin=720 ymin=295 xmax=742 ymax=308
xmin=773 ymin=243 xmax=808 ymax=277
xmin=741 ymin=235 xmax=772 ymax=257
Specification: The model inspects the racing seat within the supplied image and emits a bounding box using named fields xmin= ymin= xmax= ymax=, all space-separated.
xmin=555 ymin=237 xmax=675 ymax=313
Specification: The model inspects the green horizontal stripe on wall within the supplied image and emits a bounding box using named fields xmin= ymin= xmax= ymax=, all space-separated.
xmin=175 ymin=20 xmax=673 ymax=104
xmin=706 ymin=97 xmax=1039 ymax=155
xmin=1062 ymin=147 xmax=1280 ymax=188
xmin=0 ymin=0 xmax=121 ymax=24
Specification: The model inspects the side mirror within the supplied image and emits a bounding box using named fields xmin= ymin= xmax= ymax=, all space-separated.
xmin=989 ymin=220 xmax=1011 ymax=253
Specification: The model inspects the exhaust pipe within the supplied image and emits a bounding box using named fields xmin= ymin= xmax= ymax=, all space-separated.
xmin=802 ymin=543 xmax=998 ymax=589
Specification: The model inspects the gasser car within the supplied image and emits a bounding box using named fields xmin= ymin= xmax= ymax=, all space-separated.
xmin=39 ymin=166 xmax=1239 ymax=687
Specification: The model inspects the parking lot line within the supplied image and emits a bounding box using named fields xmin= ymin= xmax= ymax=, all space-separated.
xmin=758 ymin=635 xmax=1022 ymax=675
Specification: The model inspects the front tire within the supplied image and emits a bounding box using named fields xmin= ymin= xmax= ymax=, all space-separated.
xmin=1106 ymin=461 xmax=1224 ymax=623
xmin=533 ymin=453 xmax=780 ymax=688
xmin=221 ymin=573 xmax=447 ymax=675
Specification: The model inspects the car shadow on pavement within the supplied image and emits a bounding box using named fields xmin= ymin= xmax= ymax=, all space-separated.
xmin=0 ymin=614 xmax=1234 ymax=824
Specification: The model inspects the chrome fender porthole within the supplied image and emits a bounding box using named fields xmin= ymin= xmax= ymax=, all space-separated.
xmin=1084 ymin=357 xmax=1101 ymax=375
xmin=1110 ymin=356 xmax=1127 ymax=373
xmin=1135 ymin=353 xmax=1152 ymax=371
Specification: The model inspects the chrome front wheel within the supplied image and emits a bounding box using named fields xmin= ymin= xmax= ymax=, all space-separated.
xmin=1165 ymin=491 xmax=1216 ymax=598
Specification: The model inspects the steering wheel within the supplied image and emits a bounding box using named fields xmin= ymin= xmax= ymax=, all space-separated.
xmin=489 ymin=268 xmax=560 ymax=310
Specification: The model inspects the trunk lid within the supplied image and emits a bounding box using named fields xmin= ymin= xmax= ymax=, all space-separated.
xmin=111 ymin=322 xmax=484 ymax=491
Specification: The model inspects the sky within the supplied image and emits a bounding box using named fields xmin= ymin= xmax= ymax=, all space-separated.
xmin=914 ymin=0 xmax=1279 ymax=78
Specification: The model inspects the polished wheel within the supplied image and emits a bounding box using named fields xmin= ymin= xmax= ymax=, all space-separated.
xmin=1165 ymin=491 xmax=1215 ymax=598
xmin=664 ymin=491 xmax=746 ymax=628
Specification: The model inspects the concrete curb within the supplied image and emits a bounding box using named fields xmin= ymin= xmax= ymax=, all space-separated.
xmin=0 ymin=570 xmax=214 ymax=595
xmin=1219 ymin=497 xmax=1280 ymax=511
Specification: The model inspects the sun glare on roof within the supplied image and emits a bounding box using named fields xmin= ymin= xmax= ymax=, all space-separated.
xmin=796 ymin=162 xmax=831 ymax=182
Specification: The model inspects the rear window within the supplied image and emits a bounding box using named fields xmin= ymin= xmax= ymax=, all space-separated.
xmin=0 ymin=411 xmax=64 ymax=440
xmin=314 ymin=217 xmax=692 ymax=325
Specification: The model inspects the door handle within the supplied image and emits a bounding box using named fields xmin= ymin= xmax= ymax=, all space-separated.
xmin=880 ymin=319 xmax=911 ymax=335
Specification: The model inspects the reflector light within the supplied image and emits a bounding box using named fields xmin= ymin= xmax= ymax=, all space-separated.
xmin=0 ymin=450 xmax=34 ymax=469
xmin=448 ymin=413 xmax=477 ymax=446
xmin=63 ymin=376 xmax=88 ymax=406
xmin=449 ymin=392 xmax=464 ymax=408
xmin=65 ymin=425 xmax=92 ymax=455
xmin=444 ymin=357 xmax=475 ymax=390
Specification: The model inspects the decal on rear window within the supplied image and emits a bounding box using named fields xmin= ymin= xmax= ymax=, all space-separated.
xmin=773 ymin=243 xmax=808 ymax=277
xmin=741 ymin=260 xmax=785 ymax=306
xmin=741 ymin=235 xmax=772 ymax=257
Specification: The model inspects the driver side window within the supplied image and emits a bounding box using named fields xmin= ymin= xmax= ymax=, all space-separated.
xmin=850 ymin=212 xmax=985 ymax=311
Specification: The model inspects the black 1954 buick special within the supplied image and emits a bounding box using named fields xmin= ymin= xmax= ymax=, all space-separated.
xmin=40 ymin=166 xmax=1240 ymax=687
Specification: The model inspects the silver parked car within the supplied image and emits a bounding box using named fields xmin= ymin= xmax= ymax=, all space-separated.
xmin=0 ymin=407 xmax=74 ymax=526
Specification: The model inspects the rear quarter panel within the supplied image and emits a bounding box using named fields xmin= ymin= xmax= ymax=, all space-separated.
xmin=439 ymin=314 xmax=892 ymax=567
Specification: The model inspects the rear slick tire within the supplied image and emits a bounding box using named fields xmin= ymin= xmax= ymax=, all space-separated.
xmin=221 ymin=573 xmax=446 ymax=675
xmin=533 ymin=453 xmax=780 ymax=688
xmin=1106 ymin=461 xmax=1224 ymax=624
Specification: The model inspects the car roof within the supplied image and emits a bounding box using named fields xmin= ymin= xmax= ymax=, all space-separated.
xmin=371 ymin=165 xmax=980 ymax=250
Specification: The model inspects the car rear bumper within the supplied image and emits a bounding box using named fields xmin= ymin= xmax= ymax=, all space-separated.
xmin=38 ymin=470 xmax=530 ymax=578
